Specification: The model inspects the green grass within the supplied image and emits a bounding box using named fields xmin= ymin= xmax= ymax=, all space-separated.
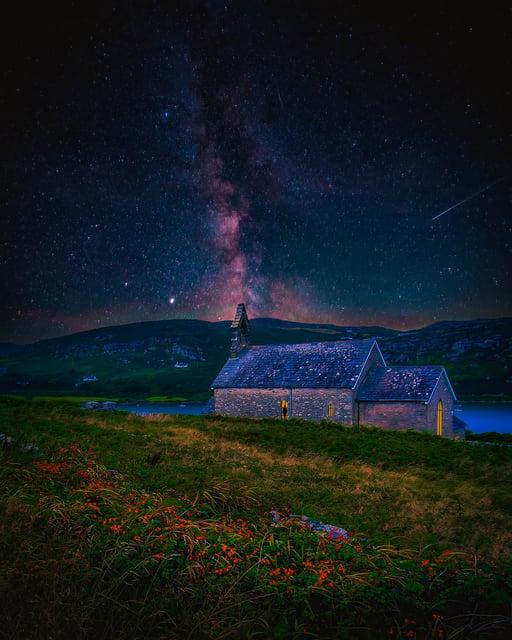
xmin=31 ymin=395 xmax=123 ymax=404
xmin=1 ymin=397 xmax=511 ymax=639
xmin=466 ymin=430 xmax=512 ymax=445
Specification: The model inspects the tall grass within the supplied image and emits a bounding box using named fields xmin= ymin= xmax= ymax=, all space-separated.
xmin=0 ymin=397 xmax=511 ymax=639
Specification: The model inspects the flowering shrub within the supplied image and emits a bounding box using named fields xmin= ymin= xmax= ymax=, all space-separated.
xmin=3 ymin=441 xmax=506 ymax=639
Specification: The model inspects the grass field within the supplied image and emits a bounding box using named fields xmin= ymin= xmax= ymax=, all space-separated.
xmin=1 ymin=397 xmax=511 ymax=639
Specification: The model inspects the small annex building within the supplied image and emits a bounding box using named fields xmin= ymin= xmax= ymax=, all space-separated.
xmin=212 ymin=304 xmax=458 ymax=438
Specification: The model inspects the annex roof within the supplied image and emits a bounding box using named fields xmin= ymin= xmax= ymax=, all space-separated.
xmin=357 ymin=365 xmax=456 ymax=402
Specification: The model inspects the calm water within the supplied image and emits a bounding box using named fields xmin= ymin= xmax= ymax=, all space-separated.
xmin=118 ymin=401 xmax=512 ymax=433
xmin=455 ymin=403 xmax=512 ymax=433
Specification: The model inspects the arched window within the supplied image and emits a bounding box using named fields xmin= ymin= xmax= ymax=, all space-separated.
xmin=281 ymin=400 xmax=289 ymax=420
xmin=327 ymin=402 xmax=334 ymax=417
xmin=436 ymin=400 xmax=443 ymax=436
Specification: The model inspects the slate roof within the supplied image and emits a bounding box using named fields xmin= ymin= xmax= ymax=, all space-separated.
xmin=212 ymin=339 xmax=379 ymax=389
xmin=357 ymin=365 xmax=456 ymax=402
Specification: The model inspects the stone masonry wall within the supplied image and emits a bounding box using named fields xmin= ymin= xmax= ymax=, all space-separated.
xmin=214 ymin=388 xmax=290 ymax=419
xmin=358 ymin=401 xmax=429 ymax=432
xmin=291 ymin=389 xmax=354 ymax=424
xmin=426 ymin=375 xmax=454 ymax=438
xmin=214 ymin=388 xmax=354 ymax=424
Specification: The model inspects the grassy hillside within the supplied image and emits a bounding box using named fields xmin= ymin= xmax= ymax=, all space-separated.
xmin=1 ymin=316 xmax=511 ymax=400
xmin=1 ymin=398 xmax=511 ymax=638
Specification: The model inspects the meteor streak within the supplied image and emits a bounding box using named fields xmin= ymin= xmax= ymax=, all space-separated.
xmin=431 ymin=178 xmax=505 ymax=221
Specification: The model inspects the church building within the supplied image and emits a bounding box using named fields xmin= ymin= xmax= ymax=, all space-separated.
xmin=211 ymin=304 xmax=457 ymax=437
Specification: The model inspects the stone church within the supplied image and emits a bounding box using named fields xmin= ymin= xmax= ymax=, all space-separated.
xmin=212 ymin=304 xmax=457 ymax=437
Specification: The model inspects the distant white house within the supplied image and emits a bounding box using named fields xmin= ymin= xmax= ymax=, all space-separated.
xmin=174 ymin=362 xmax=188 ymax=369
xmin=82 ymin=375 xmax=98 ymax=382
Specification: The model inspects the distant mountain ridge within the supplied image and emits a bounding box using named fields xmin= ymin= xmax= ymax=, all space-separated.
xmin=0 ymin=316 xmax=511 ymax=400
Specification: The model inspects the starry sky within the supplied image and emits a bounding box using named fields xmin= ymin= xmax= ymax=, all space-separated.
xmin=1 ymin=2 xmax=511 ymax=342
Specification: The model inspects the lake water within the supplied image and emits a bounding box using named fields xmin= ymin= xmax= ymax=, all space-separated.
xmin=118 ymin=401 xmax=512 ymax=433
xmin=455 ymin=403 xmax=512 ymax=433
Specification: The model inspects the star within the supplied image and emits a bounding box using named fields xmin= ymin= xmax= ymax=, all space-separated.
xmin=0 ymin=4 xmax=509 ymax=341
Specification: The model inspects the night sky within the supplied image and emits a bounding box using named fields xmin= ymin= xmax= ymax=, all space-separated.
xmin=1 ymin=3 xmax=511 ymax=343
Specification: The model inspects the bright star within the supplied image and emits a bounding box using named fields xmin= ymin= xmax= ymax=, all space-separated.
xmin=169 ymin=297 xmax=175 ymax=304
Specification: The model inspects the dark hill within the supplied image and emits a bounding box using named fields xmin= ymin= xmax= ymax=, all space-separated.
xmin=0 ymin=317 xmax=510 ymax=400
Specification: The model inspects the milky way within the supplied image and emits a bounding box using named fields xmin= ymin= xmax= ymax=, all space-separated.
xmin=1 ymin=3 xmax=510 ymax=341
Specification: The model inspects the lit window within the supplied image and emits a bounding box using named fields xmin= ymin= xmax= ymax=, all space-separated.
xmin=436 ymin=400 xmax=443 ymax=436
xmin=327 ymin=402 xmax=334 ymax=417
xmin=281 ymin=400 xmax=289 ymax=420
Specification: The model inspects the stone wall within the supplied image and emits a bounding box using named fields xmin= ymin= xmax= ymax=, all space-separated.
xmin=214 ymin=387 xmax=355 ymax=424
xmin=214 ymin=388 xmax=289 ymax=419
xmin=291 ymin=388 xmax=354 ymax=424
xmin=357 ymin=401 xmax=428 ymax=432
xmin=426 ymin=374 xmax=454 ymax=438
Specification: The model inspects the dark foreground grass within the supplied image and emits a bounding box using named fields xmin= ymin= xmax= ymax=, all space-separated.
xmin=1 ymin=397 xmax=511 ymax=639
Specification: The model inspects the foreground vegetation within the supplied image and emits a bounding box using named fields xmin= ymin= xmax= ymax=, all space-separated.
xmin=1 ymin=398 xmax=511 ymax=639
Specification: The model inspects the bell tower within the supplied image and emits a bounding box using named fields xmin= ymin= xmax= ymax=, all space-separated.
xmin=230 ymin=303 xmax=250 ymax=357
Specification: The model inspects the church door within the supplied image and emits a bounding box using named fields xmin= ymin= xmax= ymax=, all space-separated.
xmin=281 ymin=400 xmax=289 ymax=420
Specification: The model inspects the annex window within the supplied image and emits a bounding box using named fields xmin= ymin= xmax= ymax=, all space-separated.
xmin=436 ymin=400 xmax=443 ymax=436
xmin=281 ymin=400 xmax=289 ymax=420
xmin=327 ymin=402 xmax=334 ymax=417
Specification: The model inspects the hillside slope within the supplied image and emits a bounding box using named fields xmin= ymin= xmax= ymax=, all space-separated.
xmin=0 ymin=317 xmax=511 ymax=399
xmin=1 ymin=398 xmax=511 ymax=638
